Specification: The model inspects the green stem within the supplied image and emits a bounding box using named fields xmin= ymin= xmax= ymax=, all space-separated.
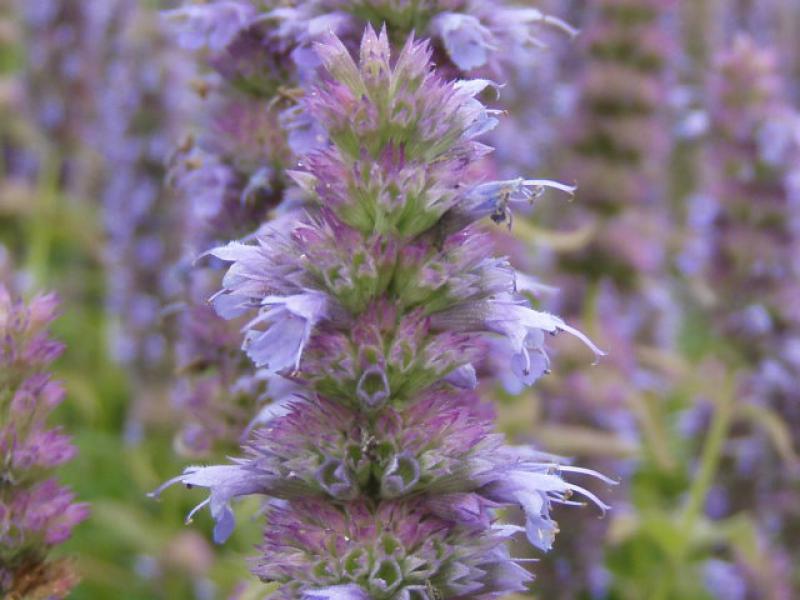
xmin=26 ymin=151 xmax=61 ymax=286
xmin=582 ymin=278 xmax=600 ymax=338
xmin=682 ymin=373 xmax=735 ymax=535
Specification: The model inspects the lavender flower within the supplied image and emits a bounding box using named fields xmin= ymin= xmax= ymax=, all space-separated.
xmin=16 ymin=0 xmax=115 ymax=195
xmin=703 ymin=35 xmax=800 ymax=399
xmin=0 ymin=286 xmax=89 ymax=598
xmin=164 ymin=0 xmax=577 ymax=455
xmin=154 ymin=27 xmax=610 ymax=597
xmin=13 ymin=1 xmax=190 ymax=446
xmin=503 ymin=2 xmax=679 ymax=594
xmin=687 ymin=37 xmax=800 ymax=591
xmin=561 ymin=0 xmax=674 ymax=284
xmin=93 ymin=1 xmax=191 ymax=395
xmin=164 ymin=1 xmax=295 ymax=455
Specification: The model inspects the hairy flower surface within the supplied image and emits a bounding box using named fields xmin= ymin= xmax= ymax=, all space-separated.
xmin=155 ymin=27 xmax=610 ymax=598
xmin=0 ymin=286 xmax=88 ymax=598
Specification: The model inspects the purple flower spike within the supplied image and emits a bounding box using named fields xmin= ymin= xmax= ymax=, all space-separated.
xmin=162 ymin=0 xmax=298 ymax=455
xmin=157 ymin=24 xmax=608 ymax=597
xmin=94 ymin=1 xmax=191 ymax=397
xmin=1 ymin=285 xmax=88 ymax=597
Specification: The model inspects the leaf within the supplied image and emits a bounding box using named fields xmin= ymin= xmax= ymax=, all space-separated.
xmin=510 ymin=220 xmax=597 ymax=251
xmin=736 ymin=403 xmax=800 ymax=465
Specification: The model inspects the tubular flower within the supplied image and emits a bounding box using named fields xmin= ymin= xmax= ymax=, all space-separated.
xmin=154 ymin=27 xmax=610 ymax=598
xmin=0 ymin=286 xmax=89 ymax=598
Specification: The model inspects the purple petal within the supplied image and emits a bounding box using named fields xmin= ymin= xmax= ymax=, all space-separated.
xmin=304 ymin=585 xmax=371 ymax=600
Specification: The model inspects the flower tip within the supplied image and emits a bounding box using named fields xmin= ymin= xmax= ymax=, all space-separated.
xmin=558 ymin=465 xmax=618 ymax=487
xmin=547 ymin=16 xmax=580 ymax=38
xmin=147 ymin=473 xmax=189 ymax=501
xmin=590 ymin=349 xmax=608 ymax=365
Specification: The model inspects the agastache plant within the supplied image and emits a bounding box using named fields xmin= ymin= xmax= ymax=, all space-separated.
xmin=95 ymin=1 xmax=191 ymax=415
xmin=164 ymin=0 xmax=297 ymax=456
xmin=153 ymin=28 xmax=609 ymax=598
xmin=0 ymin=285 xmax=89 ymax=598
xmin=562 ymin=0 xmax=674 ymax=284
xmin=164 ymin=0 xmax=577 ymax=456
xmin=519 ymin=2 xmax=678 ymax=594
xmin=694 ymin=36 xmax=800 ymax=574
xmin=703 ymin=34 xmax=800 ymax=395
xmin=17 ymin=0 xmax=113 ymax=196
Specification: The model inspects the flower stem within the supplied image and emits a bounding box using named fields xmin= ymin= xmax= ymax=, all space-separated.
xmin=27 ymin=151 xmax=60 ymax=286
xmin=682 ymin=371 xmax=735 ymax=534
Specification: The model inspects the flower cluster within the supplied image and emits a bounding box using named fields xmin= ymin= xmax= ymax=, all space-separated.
xmin=519 ymin=3 xmax=678 ymax=593
xmin=0 ymin=286 xmax=89 ymax=598
xmin=16 ymin=0 xmax=112 ymax=194
xmin=163 ymin=0 xmax=576 ymax=456
xmin=94 ymin=1 xmax=191 ymax=394
xmin=688 ymin=37 xmax=800 ymax=573
xmin=703 ymin=35 xmax=800 ymax=399
xmin=164 ymin=0 xmax=297 ymax=456
xmin=154 ymin=27 xmax=608 ymax=598
xmin=561 ymin=0 xmax=674 ymax=284
xmin=165 ymin=0 xmax=576 ymax=81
